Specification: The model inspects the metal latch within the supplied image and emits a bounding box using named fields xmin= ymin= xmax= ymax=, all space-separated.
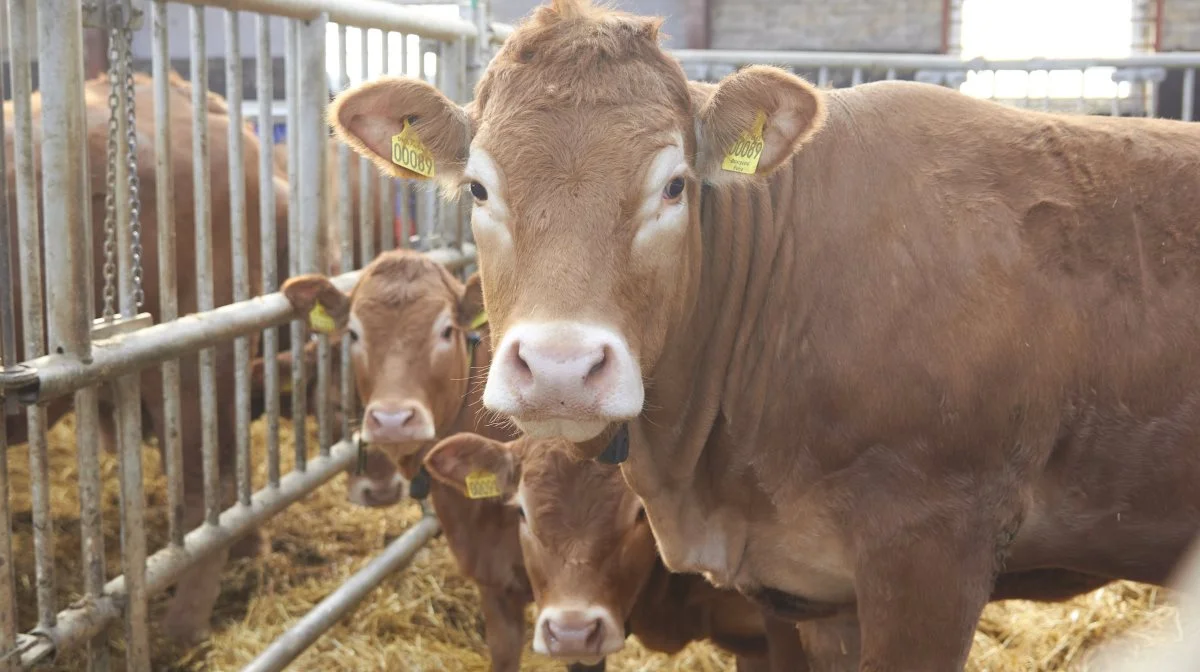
xmin=82 ymin=0 xmax=145 ymax=31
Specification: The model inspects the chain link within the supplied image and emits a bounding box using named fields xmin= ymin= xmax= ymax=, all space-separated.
xmin=99 ymin=17 xmax=144 ymax=319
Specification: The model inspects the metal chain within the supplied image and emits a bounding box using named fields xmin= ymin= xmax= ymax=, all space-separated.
xmin=100 ymin=27 xmax=121 ymax=321
xmin=99 ymin=20 xmax=145 ymax=319
xmin=122 ymin=24 xmax=144 ymax=311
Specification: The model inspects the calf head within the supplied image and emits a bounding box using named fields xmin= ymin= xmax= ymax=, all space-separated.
xmin=425 ymin=432 xmax=656 ymax=664
xmin=327 ymin=0 xmax=827 ymax=448
xmin=280 ymin=249 xmax=485 ymax=505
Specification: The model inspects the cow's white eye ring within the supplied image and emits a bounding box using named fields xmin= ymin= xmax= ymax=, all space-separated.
xmin=663 ymin=177 xmax=685 ymax=202
xmin=469 ymin=181 xmax=488 ymax=202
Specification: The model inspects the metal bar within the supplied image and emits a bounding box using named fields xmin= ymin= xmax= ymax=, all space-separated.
xmin=668 ymin=49 xmax=1200 ymax=70
xmin=817 ymin=66 xmax=829 ymax=89
xmin=0 ymin=405 xmax=15 ymax=671
xmin=1184 ymin=68 xmax=1195 ymax=122
xmin=111 ymin=8 xmax=151 ymax=667
xmin=0 ymin=1 xmax=17 ymax=666
xmin=9 ymin=0 xmax=53 ymax=632
xmin=17 ymin=440 xmax=363 ymax=668
xmin=192 ymin=4 xmax=221 ymax=526
xmin=38 ymin=0 xmax=91 ymax=358
xmin=239 ymin=515 xmax=441 ymax=672
xmin=417 ymin=41 xmax=437 ymax=248
xmin=285 ymin=17 xmax=307 ymax=471
xmin=298 ymin=13 xmax=331 ymax=455
xmin=152 ymin=0 xmax=186 ymax=548
xmin=358 ymin=28 xmax=375 ymax=264
xmin=74 ymin=386 xmax=110 ymax=672
xmin=257 ymin=11 xmax=282 ymax=489
xmin=490 ymin=21 xmax=513 ymax=44
xmin=13 ymin=247 xmax=474 ymax=404
xmin=851 ymin=67 xmax=863 ymax=86
xmin=378 ymin=31 xmax=395 ymax=253
xmin=167 ymin=0 xmax=476 ymax=40
xmin=398 ymin=33 xmax=411 ymax=249
xmin=336 ymin=23 xmax=356 ymax=442
xmin=226 ymin=8 xmax=254 ymax=506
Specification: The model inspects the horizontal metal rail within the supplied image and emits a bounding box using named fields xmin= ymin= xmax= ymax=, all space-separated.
xmin=16 ymin=439 xmax=363 ymax=668
xmin=490 ymin=21 xmax=512 ymax=44
xmin=240 ymin=514 xmax=442 ymax=672
xmin=7 ymin=246 xmax=473 ymax=404
xmin=169 ymin=0 xmax=476 ymax=40
xmin=669 ymin=49 xmax=1200 ymax=71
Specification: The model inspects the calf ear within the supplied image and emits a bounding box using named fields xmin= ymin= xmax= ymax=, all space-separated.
xmin=328 ymin=76 xmax=472 ymax=188
xmin=457 ymin=272 xmax=485 ymax=328
xmin=693 ymin=66 xmax=827 ymax=185
xmin=280 ymin=274 xmax=351 ymax=334
xmin=424 ymin=432 xmax=520 ymax=500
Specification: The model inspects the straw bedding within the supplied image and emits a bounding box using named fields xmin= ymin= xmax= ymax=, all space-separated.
xmin=6 ymin=413 xmax=1184 ymax=671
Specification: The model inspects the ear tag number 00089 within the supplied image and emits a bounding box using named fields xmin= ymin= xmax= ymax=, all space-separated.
xmin=308 ymin=303 xmax=336 ymax=334
xmin=465 ymin=469 xmax=501 ymax=499
xmin=391 ymin=118 xmax=436 ymax=178
xmin=721 ymin=110 xmax=766 ymax=175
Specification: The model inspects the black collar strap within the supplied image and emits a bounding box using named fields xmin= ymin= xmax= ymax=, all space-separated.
xmin=596 ymin=423 xmax=630 ymax=465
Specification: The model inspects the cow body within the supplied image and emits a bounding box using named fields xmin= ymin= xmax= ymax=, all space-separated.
xmin=327 ymin=1 xmax=1200 ymax=669
xmin=280 ymin=251 xmax=529 ymax=672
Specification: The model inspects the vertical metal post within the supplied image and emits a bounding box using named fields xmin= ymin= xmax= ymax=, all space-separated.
xmin=285 ymin=17 xmax=307 ymax=471
xmin=378 ymin=31 xmax=395 ymax=253
xmin=397 ymin=33 xmax=411 ymax=249
xmin=226 ymin=8 xmax=253 ymax=505
xmin=257 ymin=11 xmax=282 ymax=489
xmin=152 ymin=0 xmax=185 ymax=548
xmin=297 ymin=13 xmax=330 ymax=456
xmin=851 ymin=67 xmax=863 ymax=86
xmin=0 ymin=0 xmax=16 ymax=662
xmin=358 ymin=28 xmax=375 ymax=265
xmin=10 ymin=0 xmax=51 ymax=632
xmin=1183 ymin=68 xmax=1195 ymax=122
xmin=336 ymin=23 xmax=356 ymax=442
xmin=437 ymin=38 xmax=465 ymax=249
xmin=0 ymin=404 xmax=14 ymax=670
xmin=110 ymin=6 xmax=150 ymax=666
xmin=417 ymin=40 xmax=437 ymax=250
xmin=191 ymin=5 xmax=220 ymax=525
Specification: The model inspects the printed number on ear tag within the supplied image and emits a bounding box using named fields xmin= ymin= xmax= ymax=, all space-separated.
xmin=721 ymin=110 xmax=767 ymax=175
xmin=308 ymin=303 xmax=336 ymax=334
xmin=465 ymin=470 xmax=501 ymax=499
xmin=391 ymin=118 xmax=436 ymax=179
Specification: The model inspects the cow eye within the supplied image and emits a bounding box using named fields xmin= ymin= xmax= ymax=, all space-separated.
xmin=635 ymin=506 xmax=647 ymax=523
xmin=441 ymin=325 xmax=455 ymax=341
xmin=663 ymin=177 xmax=685 ymax=202
xmin=469 ymin=181 xmax=488 ymax=202
xmin=517 ymin=506 xmax=527 ymax=521
xmin=348 ymin=328 xmax=360 ymax=342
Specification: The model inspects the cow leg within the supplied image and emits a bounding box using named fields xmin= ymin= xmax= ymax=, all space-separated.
xmin=478 ymin=584 xmax=527 ymax=672
xmin=853 ymin=519 xmax=995 ymax=672
xmin=760 ymin=610 xmax=810 ymax=672
xmin=795 ymin=613 xmax=862 ymax=672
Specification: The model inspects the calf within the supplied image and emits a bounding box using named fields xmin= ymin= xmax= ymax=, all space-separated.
xmin=279 ymin=249 xmax=530 ymax=672
xmin=328 ymin=1 xmax=1200 ymax=669
xmin=425 ymin=431 xmax=835 ymax=672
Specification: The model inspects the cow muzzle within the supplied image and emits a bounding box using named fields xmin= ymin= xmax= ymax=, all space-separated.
xmin=483 ymin=322 xmax=644 ymax=442
xmin=534 ymin=605 xmax=624 ymax=662
xmin=360 ymin=400 xmax=435 ymax=447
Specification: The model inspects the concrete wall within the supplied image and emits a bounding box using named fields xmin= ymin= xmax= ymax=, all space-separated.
xmin=1161 ymin=0 xmax=1200 ymax=50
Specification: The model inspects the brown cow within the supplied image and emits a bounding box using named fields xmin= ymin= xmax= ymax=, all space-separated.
xmin=327 ymin=0 xmax=1200 ymax=669
xmin=425 ymin=431 xmax=827 ymax=671
xmin=279 ymin=249 xmax=531 ymax=672
xmin=3 ymin=69 xmax=290 ymax=644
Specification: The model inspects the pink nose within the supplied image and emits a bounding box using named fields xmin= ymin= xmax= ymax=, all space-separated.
xmin=501 ymin=329 xmax=616 ymax=412
xmin=543 ymin=611 xmax=605 ymax=658
xmin=362 ymin=402 xmax=431 ymax=444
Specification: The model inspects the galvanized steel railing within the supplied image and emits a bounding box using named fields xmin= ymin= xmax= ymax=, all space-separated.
xmin=1 ymin=8 xmax=1198 ymax=672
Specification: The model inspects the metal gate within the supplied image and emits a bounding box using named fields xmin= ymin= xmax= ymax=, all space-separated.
xmin=2 ymin=2 xmax=1200 ymax=671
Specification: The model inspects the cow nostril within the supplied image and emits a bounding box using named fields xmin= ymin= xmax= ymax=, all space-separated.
xmin=584 ymin=618 xmax=602 ymax=647
xmin=584 ymin=346 xmax=609 ymax=382
xmin=513 ymin=342 xmax=533 ymax=376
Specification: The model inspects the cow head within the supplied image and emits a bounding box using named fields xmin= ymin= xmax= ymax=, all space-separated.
xmin=328 ymin=0 xmax=826 ymax=448
xmin=425 ymin=432 xmax=656 ymax=664
xmin=280 ymin=249 xmax=485 ymax=505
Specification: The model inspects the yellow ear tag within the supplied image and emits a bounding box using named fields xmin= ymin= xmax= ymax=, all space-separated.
xmin=469 ymin=310 xmax=488 ymax=331
xmin=390 ymin=118 xmax=436 ymax=179
xmin=721 ymin=110 xmax=767 ymax=175
xmin=308 ymin=303 xmax=336 ymax=334
xmin=464 ymin=469 xmax=501 ymax=499
xmin=279 ymin=377 xmax=293 ymax=394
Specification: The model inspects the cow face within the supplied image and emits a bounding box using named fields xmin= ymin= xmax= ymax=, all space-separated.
xmin=425 ymin=432 xmax=656 ymax=664
xmin=280 ymin=250 xmax=484 ymax=481
xmin=328 ymin=0 xmax=825 ymax=446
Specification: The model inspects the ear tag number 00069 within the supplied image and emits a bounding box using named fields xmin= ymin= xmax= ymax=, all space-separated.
xmin=721 ymin=110 xmax=766 ymax=175
xmin=465 ymin=470 xmax=501 ymax=499
xmin=391 ymin=118 xmax=436 ymax=178
xmin=308 ymin=303 xmax=336 ymax=334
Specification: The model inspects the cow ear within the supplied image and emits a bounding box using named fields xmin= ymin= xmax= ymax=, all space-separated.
xmin=424 ymin=432 xmax=520 ymax=500
xmin=328 ymin=76 xmax=472 ymax=188
xmin=693 ymin=66 xmax=827 ymax=185
xmin=457 ymin=272 xmax=485 ymax=329
xmin=280 ymin=274 xmax=351 ymax=333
